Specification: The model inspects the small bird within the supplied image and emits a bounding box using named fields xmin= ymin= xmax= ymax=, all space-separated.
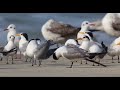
xmin=4 ymin=24 xmax=20 ymax=59
xmin=77 ymin=21 xmax=96 ymax=45
xmin=107 ymin=36 xmax=120 ymax=63
xmin=26 ymin=39 xmax=55 ymax=66
xmin=16 ymin=33 xmax=29 ymax=62
xmin=78 ymin=35 xmax=107 ymax=65
xmin=0 ymin=35 xmax=17 ymax=64
xmin=53 ymin=44 xmax=106 ymax=68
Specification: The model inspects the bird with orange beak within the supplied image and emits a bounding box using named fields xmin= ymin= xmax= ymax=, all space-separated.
xmin=77 ymin=21 xmax=96 ymax=45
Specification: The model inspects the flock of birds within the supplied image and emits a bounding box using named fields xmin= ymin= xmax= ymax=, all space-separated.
xmin=0 ymin=13 xmax=120 ymax=68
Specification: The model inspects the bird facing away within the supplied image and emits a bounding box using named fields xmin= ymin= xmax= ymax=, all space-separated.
xmin=53 ymin=44 xmax=106 ymax=68
xmin=41 ymin=19 xmax=80 ymax=46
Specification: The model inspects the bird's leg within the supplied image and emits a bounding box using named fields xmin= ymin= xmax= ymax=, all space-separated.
xmin=35 ymin=59 xmax=37 ymax=65
xmin=118 ymin=56 xmax=120 ymax=63
xmin=12 ymin=56 xmax=14 ymax=64
xmin=67 ymin=62 xmax=74 ymax=68
xmin=19 ymin=51 xmax=21 ymax=59
xmin=93 ymin=58 xmax=96 ymax=66
xmin=112 ymin=57 xmax=114 ymax=63
xmin=25 ymin=57 xmax=28 ymax=62
xmin=85 ymin=60 xmax=88 ymax=64
xmin=39 ymin=60 xmax=42 ymax=66
xmin=0 ymin=58 xmax=3 ymax=61
xmin=6 ymin=57 xmax=9 ymax=64
xmin=29 ymin=58 xmax=32 ymax=62
xmin=14 ymin=53 xmax=17 ymax=59
xmin=81 ymin=59 xmax=82 ymax=64
xmin=32 ymin=59 xmax=34 ymax=66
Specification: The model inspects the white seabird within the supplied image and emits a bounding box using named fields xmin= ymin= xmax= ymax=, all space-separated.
xmin=53 ymin=44 xmax=106 ymax=68
xmin=89 ymin=13 xmax=120 ymax=37
xmin=41 ymin=19 xmax=80 ymax=47
xmin=107 ymin=37 xmax=120 ymax=63
xmin=26 ymin=39 xmax=54 ymax=66
xmin=0 ymin=35 xmax=17 ymax=64
xmin=4 ymin=24 xmax=20 ymax=58
xmin=77 ymin=21 xmax=96 ymax=45
xmin=16 ymin=33 xmax=29 ymax=62
xmin=78 ymin=35 xmax=108 ymax=65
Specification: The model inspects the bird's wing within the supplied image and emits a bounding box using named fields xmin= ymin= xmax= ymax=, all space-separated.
xmin=63 ymin=44 xmax=88 ymax=59
xmin=48 ymin=21 xmax=80 ymax=37
xmin=0 ymin=46 xmax=4 ymax=52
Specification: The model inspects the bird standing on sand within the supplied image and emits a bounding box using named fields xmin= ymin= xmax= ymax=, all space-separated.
xmin=78 ymin=35 xmax=107 ymax=65
xmin=16 ymin=33 xmax=29 ymax=62
xmin=41 ymin=19 xmax=80 ymax=47
xmin=107 ymin=37 xmax=120 ymax=63
xmin=89 ymin=13 xmax=120 ymax=37
xmin=53 ymin=44 xmax=106 ymax=68
xmin=26 ymin=39 xmax=54 ymax=66
xmin=4 ymin=24 xmax=20 ymax=58
xmin=0 ymin=35 xmax=17 ymax=64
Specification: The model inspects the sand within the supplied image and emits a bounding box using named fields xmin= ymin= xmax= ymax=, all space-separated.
xmin=0 ymin=55 xmax=120 ymax=77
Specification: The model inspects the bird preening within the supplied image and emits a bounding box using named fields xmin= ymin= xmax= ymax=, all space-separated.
xmin=1 ymin=13 xmax=120 ymax=69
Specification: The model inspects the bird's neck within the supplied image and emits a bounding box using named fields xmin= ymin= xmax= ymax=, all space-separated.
xmin=80 ymin=41 xmax=90 ymax=51
xmin=81 ymin=27 xmax=89 ymax=32
xmin=7 ymin=40 xmax=14 ymax=46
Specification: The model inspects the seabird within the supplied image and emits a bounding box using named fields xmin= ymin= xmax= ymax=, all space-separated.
xmin=77 ymin=21 xmax=96 ymax=45
xmin=78 ymin=35 xmax=108 ymax=65
xmin=4 ymin=24 xmax=20 ymax=59
xmin=26 ymin=39 xmax=55 ymax=66
xmin=0 ymin=35 xmax=17 ymax=64
xmin=89 ymin=13 xmax=120 ymax=37
xmin=16 ymin=33 xmax=29 ymax=62
xmin=53 ymin=44 xmax=106 ymax=68
xmin=107 ymin=36 xmax=120 ymax=63
xmin=41 ymin=19 xmax=80 ymax=47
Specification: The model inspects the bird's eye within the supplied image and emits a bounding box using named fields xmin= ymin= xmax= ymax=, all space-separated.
xmin=86 ymin=22 xmax=88 ymax=24
xmin=10 ymin=27 xmax=12 ymax=28
xmin=14 ymin=28 xmax=15 ymax=29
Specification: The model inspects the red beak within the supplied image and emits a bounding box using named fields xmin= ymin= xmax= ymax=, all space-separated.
xmin=89 ymin=23 xmax=95 ymax=26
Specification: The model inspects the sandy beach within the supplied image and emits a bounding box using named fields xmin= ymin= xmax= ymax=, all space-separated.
xmin=0 ymin=55 xmax=120 ymax=77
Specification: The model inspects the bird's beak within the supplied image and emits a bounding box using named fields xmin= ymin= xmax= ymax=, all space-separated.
xmin=79 ymin=32 xmax=86 ymax=34
xmin=116 ymin=42 xmax=120 ymax=45
xmin=4 ymin=29 xmax=8 ymax=31
xmin=16 ymin=34 xmax=21 ymax=36
xmin=89 ymin=23 xmax=95 ymax=26
xmin=76 ymin=38 xmax=83 ymax=40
